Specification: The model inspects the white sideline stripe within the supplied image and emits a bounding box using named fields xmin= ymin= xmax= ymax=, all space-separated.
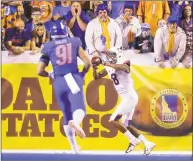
xmin=2 ymin=150 xmax=192 ymax=155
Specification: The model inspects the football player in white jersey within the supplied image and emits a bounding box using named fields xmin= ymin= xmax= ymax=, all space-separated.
xmin=92 ymin=49 xmax=156 ymax=155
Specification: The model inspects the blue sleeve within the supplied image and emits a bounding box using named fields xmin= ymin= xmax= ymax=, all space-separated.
xmin=25 ymin=22 xmax=31 ymax=32
xmin=5 ymin=28 xmax=13 ymax=41
xmin=40 ymin=43 xmax=50 ymax=65
xmin=44 ymin=21 xmax=52 ymax=32
xmin=74 ymin=38 xmax=82 ymax=57
xmin=76 ymin=37 xmax=82 ymax=48
xmin=81 ymin=11 xmax=90 ymax=24
xmin=171 ymin=4 xmax=182 ymax=17
xmin=64 ymin=11 xmax=73 ymax=23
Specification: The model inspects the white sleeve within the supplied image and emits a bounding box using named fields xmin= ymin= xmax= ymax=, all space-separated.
xmin=115 ymin=17 xmax=123 ymax=31
xmin=85 ymin=21 xmax=97 ymax=54
xmin=154 ymin=29 xmax=164 ymax=62
xmin=173 ymin=33 xmax=187 ymax=63
xmin=114 ymin=22 xmax=123 ymax=49
xmin=135 ymin=18 xmax=142 ymax=37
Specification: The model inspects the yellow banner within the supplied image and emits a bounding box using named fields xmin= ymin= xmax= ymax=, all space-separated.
xmin=2 ymin=64 xmax=192 ymax=151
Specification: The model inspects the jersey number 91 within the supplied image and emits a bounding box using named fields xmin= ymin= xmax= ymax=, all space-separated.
xmin=56 ymin=43 xmax=72 ymax=65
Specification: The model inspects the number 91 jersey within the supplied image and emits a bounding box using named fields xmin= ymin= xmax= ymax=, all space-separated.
xmin=40 ymin=37 xmax=82 ymax=77
xmin=105 ymin=64 xmax=134 ymax=94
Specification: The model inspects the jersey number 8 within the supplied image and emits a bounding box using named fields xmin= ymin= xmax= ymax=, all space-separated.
xmin=111 ymin=73 xmax=119 ymax=85
xmin=56 ymin=43 xmax=72 ymax=65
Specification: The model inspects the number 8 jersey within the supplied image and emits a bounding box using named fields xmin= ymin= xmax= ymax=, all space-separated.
xmin=40 ymin=37 xmax=82 ymax=77
xmin=105 ymin=62 xmax=134 ymax=94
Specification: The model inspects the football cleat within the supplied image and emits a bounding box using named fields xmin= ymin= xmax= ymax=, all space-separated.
xmin=125 ymin=139 xmax=141 ymax=153
xmin=72 ymin=145 xmax=81 ymax=154
xmin=144 ymin=142 xmax=156 ymax=155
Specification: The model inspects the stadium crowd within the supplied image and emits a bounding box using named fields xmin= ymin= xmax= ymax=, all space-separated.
xmin=1 ymin=0 xmax=192 ymax=68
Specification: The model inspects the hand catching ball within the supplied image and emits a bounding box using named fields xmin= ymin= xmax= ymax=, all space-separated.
xmin=91 ymin=56 xmax=102 ymax=66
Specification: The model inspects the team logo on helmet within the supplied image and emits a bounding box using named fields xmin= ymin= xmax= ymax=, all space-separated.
xmin=50 ymin=20 xmax=68 ymax=39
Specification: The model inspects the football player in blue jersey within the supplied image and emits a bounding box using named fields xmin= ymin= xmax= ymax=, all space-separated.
xmin=37 ymin=20 xmax=91 ymax=154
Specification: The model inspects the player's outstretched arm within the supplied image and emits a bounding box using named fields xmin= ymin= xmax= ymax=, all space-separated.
xmin=105 ymin=62 xmax=129 ymax=72
xmin=78 ymin=46 xmax=91 ymax=74
xmin=37 ymin=61 xmax=49 ymax=77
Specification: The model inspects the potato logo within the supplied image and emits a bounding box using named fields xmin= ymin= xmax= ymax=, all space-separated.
xmin=150 ymin=89 xmax=188 ymax=128
xmin=132 ymin=88 xmax=192 ymax=136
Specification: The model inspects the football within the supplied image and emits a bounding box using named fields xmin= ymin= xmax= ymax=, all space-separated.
xmin=91 ymin=56 xmax=102 ymax=66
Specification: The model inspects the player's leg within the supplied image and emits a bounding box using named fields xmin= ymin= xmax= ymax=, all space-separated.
xmin=122 ymin=112 xmax=141 ymax=153
xmin=68 ymin=90 xmax=86 ymax=138
xmin=109 ymin=96 xmax=138 ymax=145
xmin=68 ymin=74 xmax=86 ymax=138
xmin=110 ymin=115 xmax=137 ymax=144
xmin=112 ymin=91 xmax=141 ymax=152
xmin=53 ymin=77 xmax=79 ymax=154
xmin=63 ymin=125 xmax=80 ymax=153
xmin=123 ymin=110 xmax=141 ymax=138
xmin=62 ymin=94 xmax=81 ymax=154
xmin=122 ymin=91 xmax=156 ymax=155
xmin=124 ymin=117 xmax=156 ymax=155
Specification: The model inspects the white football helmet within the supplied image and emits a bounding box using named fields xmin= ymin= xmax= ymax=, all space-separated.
xmin=107 ymin=48 xmax=123 ymax=64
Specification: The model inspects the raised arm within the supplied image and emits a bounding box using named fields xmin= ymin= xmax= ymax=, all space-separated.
xmin=37 ymin=60 xmax=49 ymax=77
xmin=78 ymin=46 xmax=91 ymax=73
xmin=104 ymin=62 xmax=130 ymax=72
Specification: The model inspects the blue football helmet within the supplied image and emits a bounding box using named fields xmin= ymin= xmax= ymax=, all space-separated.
xmin=50 ymin=20 xmax=68 ymax=39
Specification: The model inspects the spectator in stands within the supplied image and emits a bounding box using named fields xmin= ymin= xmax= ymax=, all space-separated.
xmin=1 ymin=28 xmax=7 ymax=51
xmin=85 ymin=4 xmax=122 ymax=55
xmin=25 ymin=7 xmax=41 ymax=32
xmin=87 ymin=1 xmax=104 ymax=20
xmin=1 ymin=1 xmax=24 ymax=29
xmin=154 ymin=16 xmax=186 ymax=68
xmin=93 ymin=1 xmax=104 ymax=11
xmin=31 ymin=1 xmax=56 ymax=32
xmin=14 ymin=2 xmax=29 ymax=24
xmin=137 ymin=1 xmax=170 ymax=37
xmin=80 ymin=1 xmax=90 ymax=12
xmin=1 ymin=4 xmax=7 ymax=50
xmin=1 ymin=1 xmax=25 ymax=50
xmin=52 ymin=1 xmax=71 ymax=21
xmin=65 ymin=1 xmax=90 ymax=49
xmin=23 ymin=1 xmax=32 ymax=20
xmin=31 ymin=23 xmax=50 ymax=53
xmin=136 ymin=23 xmax=154 ymax=53
xmin=180 ymin=4 xmax=192 ymax=68
xmin=108 ymin=1 xmax=138 ymax=19
xmin=116 ymin=2 xmax=141 ymax=49
xmin=31 ymin=1 xmax=54 ymax=24
xmin=169 ymin=1 xmax=189 ymax=25
xmin=5 ymin=19 xmax=31 ymax=55
xmin=157 ymin=19 xmax=167 ymax=29
xmin=108 ymin=1 xmax=125 ymax=19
